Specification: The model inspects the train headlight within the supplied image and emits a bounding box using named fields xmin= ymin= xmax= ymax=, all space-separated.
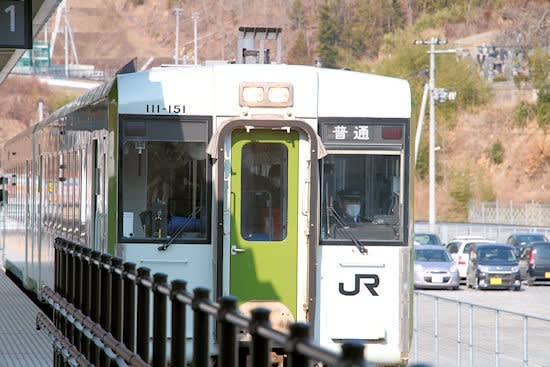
xmin=268 ymin=87 xmax=290 ymax=104
xmin=240 ymin=83 xmax=293 ymax=107
xmin=414 ymin=264 xmax=423 ymax=273
xmin=242 ymin=87 xmax=265 ymax=104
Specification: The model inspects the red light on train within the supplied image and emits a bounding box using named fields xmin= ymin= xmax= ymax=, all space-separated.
xmin=382 ymin=126 xmax=402 ymax=140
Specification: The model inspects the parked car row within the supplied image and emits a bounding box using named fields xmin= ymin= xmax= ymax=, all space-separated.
xmin=413 ymin=232 xmax=550 ymax=290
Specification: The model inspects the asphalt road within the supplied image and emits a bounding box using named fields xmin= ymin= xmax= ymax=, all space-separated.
xmin=411 ymin=284 xmax=550 ymax=367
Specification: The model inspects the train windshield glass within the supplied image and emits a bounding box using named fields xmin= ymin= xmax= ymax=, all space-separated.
xmin=119 ymin=119 xmax=209 ymax=242
xmin=321 ymin=153 xmax=402 ymax=242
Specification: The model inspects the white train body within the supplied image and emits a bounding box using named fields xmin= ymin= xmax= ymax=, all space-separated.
xmin=1 ymin=64 xmax=412 ymax=365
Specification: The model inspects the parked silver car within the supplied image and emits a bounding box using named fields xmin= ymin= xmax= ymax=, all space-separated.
xmin=414 ymin=245 xmax=460 ymax=290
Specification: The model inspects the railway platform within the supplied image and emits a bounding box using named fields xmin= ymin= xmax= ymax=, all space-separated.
xmin=0 ymin=269 xmax=51 ymax=367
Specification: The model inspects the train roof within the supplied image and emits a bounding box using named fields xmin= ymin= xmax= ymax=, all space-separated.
xmin=117 ymin=64 xmax=411 ymax=119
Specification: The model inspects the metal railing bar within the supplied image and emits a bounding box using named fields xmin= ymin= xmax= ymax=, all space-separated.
xmin=224 ymin=310 xmax=250 ymax=329
xmin=415 ymin=291 xmax=550 ymax=322
xmin=36 ymin=312 xmax=93 ymax=367
xmin=41 ymin=286 xmax=148 ymax=367
xmin=523 ymin=317 xmax=529 ymax=366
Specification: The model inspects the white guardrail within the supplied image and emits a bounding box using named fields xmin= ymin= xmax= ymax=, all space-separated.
xmin=411 ymin=291 xmax=550 ymax=367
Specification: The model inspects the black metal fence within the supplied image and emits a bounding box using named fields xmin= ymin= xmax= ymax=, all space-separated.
xmin=42 ymin=237 xmax=378 ymax=367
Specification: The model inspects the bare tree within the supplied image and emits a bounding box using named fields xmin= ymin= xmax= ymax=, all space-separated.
xmin=496 ymin=3 xmax=550 ymax=52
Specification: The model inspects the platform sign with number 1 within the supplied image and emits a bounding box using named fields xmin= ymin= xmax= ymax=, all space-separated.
xmin=0 ymin=0 xmax=32 ymax=49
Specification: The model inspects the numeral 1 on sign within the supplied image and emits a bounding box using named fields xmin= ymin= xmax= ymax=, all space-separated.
xmin=5 ymin=5 xmax=15 ymax=32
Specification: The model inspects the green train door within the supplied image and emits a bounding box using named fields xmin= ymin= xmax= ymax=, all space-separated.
xmin=230 ymin=130 xmax=299 ymax=317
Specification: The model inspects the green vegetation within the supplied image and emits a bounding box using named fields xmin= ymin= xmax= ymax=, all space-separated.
xmin=447 ymin=165 xmax=495 ymax=220
xmin=449 ymin=169 xmax=473 ymax=221
xmin=514 ymin=101 xmax=536 ymax=127
xmin=317 ymin=1 xmax=339 ymax=68
xmin=288 ymin=31 xmax=309 ymax=65
xmin=492 ymin=75 xmax=507 ymax=82
xmin=537 ymin=85 xmax=550 ymax=129
xmin=369 ymin=27 xmax=489 ymax=176
xmin=478 ymin=180 xmax=496 ymax=202
xmin=289 ymin=0 xmax=307 ymax=30
xmin=487 ymin=141 xmax=505 ymax=164
xmin=513 ymin=74 xmax=529 ymax=88
xmin=49 ymin=92 xmax=81 ymax=112
xmin=528 ymin=48 xmax=550 ymax=129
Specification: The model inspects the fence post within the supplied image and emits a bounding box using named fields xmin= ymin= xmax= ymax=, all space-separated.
xmin=250 ymin=308 xmax=271 ymax=367
xmin=100 ymin=253 xmax=112 ymax=366
xmin=286 ymin=323 xmax=310 ymax=367
xmin=218 ymin=296 xmax=238 ymax=367
xmin=469 ymin=304 xmax=474 ymax=367
xmin=495 ymin=310 xmax=500 ymax=367
xmin=89 ymin=250 xmax=101 ymax=365
xmin=340 ymin=342 xmax=367 ymax=367
xmin=123 ymin=262 xmax=137 ymax=352
xmin=414 ymin=292 xmax=418 ymax=362
xmin=171 ymin=279 xmax=187 ymax=367
xmin=53 ymin=238 xmax=62 ymax=367
xmin=192 ymin=287 xmax=210 ymax=367
xmin=73 ymin=244 xmax=83 ymax=352
xmin=64 ymin=241 xmax=74 ymax=347
xmin=435 ymin=297 xmax=439 ymax=367
xmin=457 ymin=302 xmax=461 ymax=367
xmin=136 ymin=267 xmax=151 ymax=362
xmin=81 ymin=247 xmax=91 ymax=359
xmin=153 ymin=273 xmax=168 ymax=367
xmin=111 ymin=257 xmax=124 ymax=343
xmin=523 ymin=316 xmax=529 ymax=367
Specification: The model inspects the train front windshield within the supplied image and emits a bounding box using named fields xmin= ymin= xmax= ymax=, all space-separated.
xmin=321 ymin=153 xmax=402 ymax=242
xmin=118 ymin=118 xmax=210 ymax=242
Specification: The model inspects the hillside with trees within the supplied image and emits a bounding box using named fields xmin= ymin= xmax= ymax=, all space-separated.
xmin=0 ymin=0 xmax=548 ymax=221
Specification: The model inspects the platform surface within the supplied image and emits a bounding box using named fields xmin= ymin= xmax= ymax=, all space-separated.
xmin=0 ymin=269 xmax=51 ymax=367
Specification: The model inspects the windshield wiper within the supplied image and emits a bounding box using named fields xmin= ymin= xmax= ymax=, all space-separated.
xmin=158 ymin=208 xmax=201 ymax=251
xmin=328 ymin=206 xmax=368 ymax=254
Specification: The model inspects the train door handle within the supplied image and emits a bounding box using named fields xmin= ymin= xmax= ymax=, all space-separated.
xmin=231 ymin=245 xmax=246 ymax=255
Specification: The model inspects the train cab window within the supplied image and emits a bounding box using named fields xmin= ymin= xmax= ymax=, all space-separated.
xmin=321 ymin=153 xmax=402 ymax=242
xmin=119 ymin=118 xmax=210 ymax=242
xmin=240 ymin=143 xmax=288 ymax=241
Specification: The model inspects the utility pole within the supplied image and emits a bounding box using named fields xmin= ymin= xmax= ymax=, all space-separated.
xmin=414 ymin=37 xmax=447 ymax=232
xmin=174 ymin=8 xmax=184 ymax=64
xmin=192 ymin=12 xmax=200 ymax=65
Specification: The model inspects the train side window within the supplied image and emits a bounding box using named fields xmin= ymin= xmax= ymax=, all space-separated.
xmin=80 ymin=148 xmax=87 ymax=241
xmin=119 ymin=118 xmax=210 ymax=243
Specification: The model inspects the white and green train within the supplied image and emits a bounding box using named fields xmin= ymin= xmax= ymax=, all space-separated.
xmin=0 ymin=63 xmax=412 ymax=365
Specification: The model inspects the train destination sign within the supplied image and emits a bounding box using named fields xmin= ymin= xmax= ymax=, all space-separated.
xmin=0 ymin=0 xmax=32 ymax=49
xmin=320 ymin=121 xmax=404 ymax=145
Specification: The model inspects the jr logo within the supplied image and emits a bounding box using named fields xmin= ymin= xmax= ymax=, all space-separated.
xmin=338 ymin=274 xmax=380 ymax=296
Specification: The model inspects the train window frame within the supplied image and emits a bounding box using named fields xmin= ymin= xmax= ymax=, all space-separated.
xmin=320 ymin=149 xmax=406 ymax=245
xmin=117 ymin=114 xmax=213 ymax=245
